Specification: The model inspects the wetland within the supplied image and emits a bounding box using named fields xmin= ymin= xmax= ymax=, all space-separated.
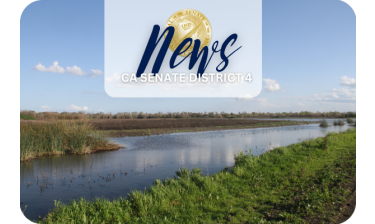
xmin=20 ymin=118 xmax=354 ymax=221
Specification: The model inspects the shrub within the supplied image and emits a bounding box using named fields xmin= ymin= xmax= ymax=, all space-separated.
xmin=319 ymin=119 xmax=329 ymax=127
xmin=333 ymin=119 xmax=345 ymax=126
xmin=20 ymin=114 xmax=35 ymax=120
xmin=347 ymin=118 xmax=354 ymax=123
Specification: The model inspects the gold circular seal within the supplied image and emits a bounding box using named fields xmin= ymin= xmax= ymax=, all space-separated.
xmin=165 ymin=9 xmax=212 ymax=57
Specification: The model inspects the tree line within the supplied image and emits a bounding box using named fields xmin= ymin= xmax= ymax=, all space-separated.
xmin=20 ymin=110 xmax=356 ymax=120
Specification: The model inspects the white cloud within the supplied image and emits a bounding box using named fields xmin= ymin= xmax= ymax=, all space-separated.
xmin=89 ymin=69 xmax=104 ymax=77
xmin=340 ymin=76 xmax=356 ymax=87
xmin=105 ymin=72 xmax=122 ymax=83
xmin=263 ymin=78 xmax=281 ymax=92
xmin=35 ymin=61 xmax=65 ymax=73
xmin=66 ymin=65 xmax=87 ymax=76
xmin=257 ymin=97 xmax=277 ymax=108
xmin=236 ymin=95 xmax=269 ymax=102
xmin=34 ymin=61 xmax=103 ymax=77
xmin=256 ymin=97 xmax=269 ymax=103
xmin=41 ymin=105 xmax=51 ymax=111
xmin=298 ymin=88 xmax=356 ymax=102
xmin=236 ymin=94 xmax=254 ymax=100
xmin=34 ymin=63 xmax=46 ymax=71
xmin=295 ymin=76 xmax=356 ymax=103
xmin=235 ymin=96 xmax=276 ymax=107
xmin=66 ymin=104 xmax=89 ymax=111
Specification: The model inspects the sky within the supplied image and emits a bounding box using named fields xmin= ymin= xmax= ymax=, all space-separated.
xmin=20 ymin=0 xmax=356 ymax=114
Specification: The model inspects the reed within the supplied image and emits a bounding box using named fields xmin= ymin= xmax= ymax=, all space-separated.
xmin=87 ymin=119 xmax=313 ymax=137
xmin=319 ymin=119 xmax=329 ymax=127
xmin=333 ymin=119 xmax=345 ymax=126
xmin=346 ymin=118 xmax=354 ymax=123
xmin=20 ymin=114 xmax=35 ymax=120
xmin=88 ymin=119 xmax=304 ymax=131
xmin=20 ymin=120 xmax=118 ymax=161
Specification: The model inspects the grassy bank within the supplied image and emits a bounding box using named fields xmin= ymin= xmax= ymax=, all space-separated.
xmin=40 ymin=129 xmax=355 ymax=223
xmin=93 ymin=120 xmax=313 ymax=137
xmin=20 ymin=120 xmax=121 ymax=161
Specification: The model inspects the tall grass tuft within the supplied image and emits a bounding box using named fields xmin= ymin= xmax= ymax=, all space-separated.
xmin=346 ymin=118 xmax=354 ymax=123
xmin=20 ymin=120 xmax=117 ymax=161
xmin=20 ymin=114 xmax=35 ymax=120
xmin=333 ymin=119 xmax=345 ymax=126
xmin=319 ymin=119 xmax=329 ymax=127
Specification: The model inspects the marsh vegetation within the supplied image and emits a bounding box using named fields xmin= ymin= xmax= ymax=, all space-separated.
xmin=39 ymin=129 xmax=356 ymax=223
xmin=21 ymin=116 xmax=313 ymax=137
xmin=20 ymin=120 xmax=120 ymax=161
xmin=319 ymin=119 xmax=329 ymax=127
xmin=20 ymin=114 xmax=35 ymax=120
xmin=346 ymin=118 xmax=354 ymax=124
xmin=88 ymin=119 xmax=312 ymax=137
xmin=21 ymin=110 xmax=356 ymax=120
xmin=333 ymin=120 xmax=345 ymax=126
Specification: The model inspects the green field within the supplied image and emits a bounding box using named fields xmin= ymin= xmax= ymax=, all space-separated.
xmin=39 ymin=129 xmax=356 ymax=223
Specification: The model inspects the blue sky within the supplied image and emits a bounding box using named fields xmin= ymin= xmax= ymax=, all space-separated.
xmin=20 ymin=0 xmax=356 ymax=113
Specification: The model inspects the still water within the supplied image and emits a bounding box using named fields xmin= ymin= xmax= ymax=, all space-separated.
xmin=20 ymin=119 xmax=354 ymax=220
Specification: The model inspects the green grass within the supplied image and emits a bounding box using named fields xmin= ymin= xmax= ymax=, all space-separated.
xmin=333 ymin=120 xmax=345 ymax=126
xmin=20 ymin=120 xmax=119 ymax=161
xmin=20 ymin=114 xmax=35 ymax=120
xmin=346 ymin=118 xmax=354 ymax=124
xmin=319 ymin=119 xmax=329 ymax=127
xmin=39 ymin=129 xmax=356 ymax=223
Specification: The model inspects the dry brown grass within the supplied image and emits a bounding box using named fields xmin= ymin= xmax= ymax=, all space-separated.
xmin=21 ymin=119 xmax=311 ymax=138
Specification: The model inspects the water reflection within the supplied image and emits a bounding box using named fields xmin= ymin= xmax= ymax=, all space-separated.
xmin=20 ymin=121 xmax=354 ymax=220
